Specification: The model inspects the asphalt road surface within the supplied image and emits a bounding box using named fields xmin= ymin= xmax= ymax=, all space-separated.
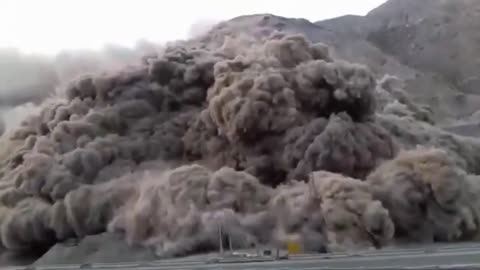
xmin=8 ymin=242 xmax=480 ymax=270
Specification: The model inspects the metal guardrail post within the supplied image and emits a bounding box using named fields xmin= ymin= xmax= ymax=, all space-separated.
xmin=218 ymin=224 xmax=224 ymax=255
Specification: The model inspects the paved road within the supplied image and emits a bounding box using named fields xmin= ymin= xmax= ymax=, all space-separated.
xmin=443 ymin=122 xmax=480 ymax=137
xmin=8 ymin=242 xmax=480 ymax=270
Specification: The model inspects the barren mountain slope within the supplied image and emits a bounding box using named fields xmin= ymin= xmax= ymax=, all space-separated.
xmin=317 ymin=0 xmax=480 ymax=125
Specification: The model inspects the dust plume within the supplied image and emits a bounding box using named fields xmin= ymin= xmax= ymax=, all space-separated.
xmin=367 ymin=147 xmax=480 ymax=242
xmin=184 ymin=33 xmax=396 ymax=184
xmin=0 ymin=43 xmax=162 ymax=135
xmin=0 ymin=163 xmax=396 ymax=256
xmin=188 ymin=19 xmax=220 ymax=39
xmin=271 ymin=171 xmax=394 ymax=253
xmin=1 ymin=27 xmax=480 ymax=261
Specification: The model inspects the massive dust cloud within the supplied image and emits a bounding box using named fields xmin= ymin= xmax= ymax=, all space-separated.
xmin=2 ymin=26 xmax=480 ymax=259
xmin=0 ymin=43 xmax=161 ymax=136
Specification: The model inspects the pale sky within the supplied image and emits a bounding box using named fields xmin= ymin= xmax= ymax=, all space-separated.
xmin=0 ymin=0 xmax=386 ymax=55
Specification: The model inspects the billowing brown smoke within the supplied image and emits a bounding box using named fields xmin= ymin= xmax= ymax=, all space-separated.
xmin=109 ymin=165 xmax=273 ymax=258
xmin=367 ymin=147 xmax=480 ymax=242
xmin=184 ymin=34 xmax=396 ymax=184
xmin=0 ymin=162 xmax=396 ymax=257
xmin=375 ymin=75 xmax=434 ymax=124
xmin=271 ymin=171 xmax=394 ymax=252
xmin=0 ymin=30 xmax=480 ymax=260
xmin=377 ymin=109 xmax=480 ymax=175
xmin=0 ymin=44 xmax=161 ymax=110
xmin=284 ymin=112 xmax=396 ymax=181
xmin=373 ymin=74 xmax=480 ymax=175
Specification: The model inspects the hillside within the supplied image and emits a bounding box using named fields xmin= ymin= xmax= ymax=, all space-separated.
xmin=367 ymin=0 xmax=480 ymax=92
xmin=317 ymin=0 xmax=480 ymax=125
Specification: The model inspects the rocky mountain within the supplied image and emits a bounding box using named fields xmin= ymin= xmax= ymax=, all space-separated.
xmin=367 ymin=0 xmax=480 ymax=92
xmin=319 ymin=0 xmax=480 ymax=92
xmin=317 ymin=0 xmax=480 ymax=125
